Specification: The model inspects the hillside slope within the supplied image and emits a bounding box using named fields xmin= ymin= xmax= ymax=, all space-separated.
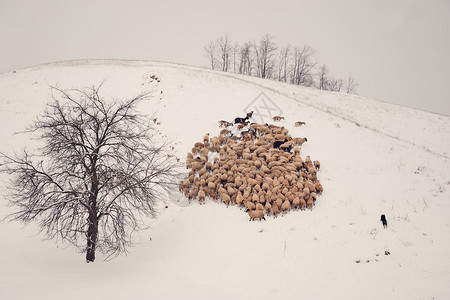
xmin=1 ymin=60 xmax=449 ymax=300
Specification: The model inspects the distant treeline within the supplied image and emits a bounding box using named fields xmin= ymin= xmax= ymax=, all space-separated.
xmin=204 ymin=34 xmax=358 ymax=94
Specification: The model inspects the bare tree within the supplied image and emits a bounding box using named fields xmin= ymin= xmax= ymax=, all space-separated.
xmin=317 ymin=64 xmax=330 ymax=90
xmin=203 ymin=40 xmax=217 ymax=70
xmin=0 ymin=84 xmax=178 ymax=263
xmin=328 ymin=78 xmax=344 ymax=92
xmin=346 ymin=76 xmax=359 ymax=94
xmin=254 ymin=34 xmax=277 ymax=79
xmin=216 ymin=34 xmax=232 ymax=72
xmin=203 ymin=34 xmax=360 ymax=93
xmin=238 ymin=42 xmax=254 ymax=76
xmin=277 ymin=45 xmax=291 ymax=82
xmin=290 ymin=45 xmax=317 ymax=87
xmin=317 ymin=64 xmax=345 ymax=92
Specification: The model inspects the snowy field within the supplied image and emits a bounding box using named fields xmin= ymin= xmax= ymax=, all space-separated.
xmin=1 ymin=60 xmax=450 ymax=300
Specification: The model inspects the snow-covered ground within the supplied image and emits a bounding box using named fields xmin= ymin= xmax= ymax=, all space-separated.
xmin=1 ymin=59 xmax=449 ymax=300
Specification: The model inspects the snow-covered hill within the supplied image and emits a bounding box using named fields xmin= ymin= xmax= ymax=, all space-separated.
xmin=1 ymin=60 xmax=449 ymax=300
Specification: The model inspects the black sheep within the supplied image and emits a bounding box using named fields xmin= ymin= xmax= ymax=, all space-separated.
xmin=273 ymin=139 xmax=288 ymax=149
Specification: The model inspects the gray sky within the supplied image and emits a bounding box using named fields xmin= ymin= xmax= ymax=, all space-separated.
xmin=1 ymin=0 xmax=449 ymax=115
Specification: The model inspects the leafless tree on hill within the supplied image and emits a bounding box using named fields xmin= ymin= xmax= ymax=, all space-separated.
xmin=346 ymin=76 xmax=359 ymax=94
xmin=254 ymin=34 xmax=277 ymax=79
xmin=204 ymin=41 xmax=217 ymax=70
xmin=290 ymin=45 xmax=317 ymax=87
xmin=238 ymin=42 xmax=254 ymax=76
xmin=217 ymin=34 xmax=232 ymax=72
xmin=0 ymin=84 xmax=178 ymax=263
xmin=277 ymin=45 xmax=291 ymax=82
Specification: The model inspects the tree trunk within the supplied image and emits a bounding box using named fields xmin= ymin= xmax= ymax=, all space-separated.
xmin=86 ymin=214 xmax=98 ymax=263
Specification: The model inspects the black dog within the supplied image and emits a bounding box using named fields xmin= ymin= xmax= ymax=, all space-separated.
xmin=380 ymin=214 xmax=388 ymax=228
xmin=234 ymin=111 xmax=254 ymax=124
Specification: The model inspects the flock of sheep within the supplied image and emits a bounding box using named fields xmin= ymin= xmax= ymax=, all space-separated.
xmin=179 ymin=113 xmax=323 ymax=221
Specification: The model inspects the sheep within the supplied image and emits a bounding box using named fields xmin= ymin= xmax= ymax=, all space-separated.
xmin=252 ymin=193 xmax=259 ymax=203
xmin=272 ymin=203 xmax=279 ymax=217
xmin=218 ymin=120 xmax=233 ymax=127
xmin=198 ymin=189 xmax=206 ymax=205
xmin=315 ymin=182 xmax=323 ymax=195
xmin=314 ymin=160 xmax=321 ymax=170
xmin=236 ymin=192 xmax=244 ymax=207
xmin=182 ymin=121 xmax=322 ymax=218
xmin=281 ymin=200 xmax=291 ymax=214
xmin=292 ymin=137 xmax=307 ymax=146
xmin=300 ymin=198 xmax=307 ymax=210
xmin=305 ymin=155 xmax=313 ymax=167
xmin=273 ymin=139 xmax=289 ymax=149
xmin=280 ymin=141 xmax=294 ymax=152
xmin=256 ymin=203 xmax=264 ymax=211
xmin=220 ymin=193 xmax=231 ymax=207
xmin=238 ymin=121 xmax=250 ymax=130
xmin=273 ymin=116 xmax=285 ymax=122
xmin=194 ymin=142 xmax=204 ymax=148
xmin=294 ymin=121 xmax=306 ymax=127
xmin=203 ymin=133 xmax=210 ymax=143
xmin=307 ymin=198 xmax=314 ymax=210
xmin=292 ymin=197 xmax=300 ymax=210
xmin=245 ymin=201 xmax=256 ymax=211
xmin=220 ymin=129 xmax=232 ymax=136
xmin=248 ymin=209 xmax=266 ymax=221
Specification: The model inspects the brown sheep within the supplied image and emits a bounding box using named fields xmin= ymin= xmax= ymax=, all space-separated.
xmin=315 ymin=182 xmax=323 ymax=195
xmin=300 ymin=198 xmax=307 ymax=210
xmin=292 ymin=197 xmax=300 ymax=210
xmin=220 ymin=129 xmax=231 ymax=136
xmin=307 ymin=198 xmax=314 ymax=210
xmin=314 ymin=160 xmax=321 ymax=170
xmin=194 ymin=142 xmax=204 ymax=148
xmin=245 ymin=201 xmax=256 ymax=211
xmin=281 ymin=200 xmax=291 ymax=214
xmin=182 ymin=122 xmax=321 ymax=217
xmin=220 ymin=193 xmax=231 ymax=207
xmin=218 ymin=120 xmax=232 ymax=127
xmin=293 ymin=137 xmax=308 ymax=146
xmin=236 ymin=192 xmax=244 ymax=207
xmin=256 ymin=203 xmax=264 ymax=211
xmin=294 ymin=121 xmax=306 ymax=127
xmin=248 ymin=210 xmax=266 ymax=221
xmin=273 ymin=116 xmax=285 ymax=121
xmin=198 ymin=189 xmax=206 ymax=205
xmin=272 ymin=203 xmax=279 ymax=217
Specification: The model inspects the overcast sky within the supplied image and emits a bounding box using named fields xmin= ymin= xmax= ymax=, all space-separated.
xmin=1 ymin=0 xmax=449 ymax=115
